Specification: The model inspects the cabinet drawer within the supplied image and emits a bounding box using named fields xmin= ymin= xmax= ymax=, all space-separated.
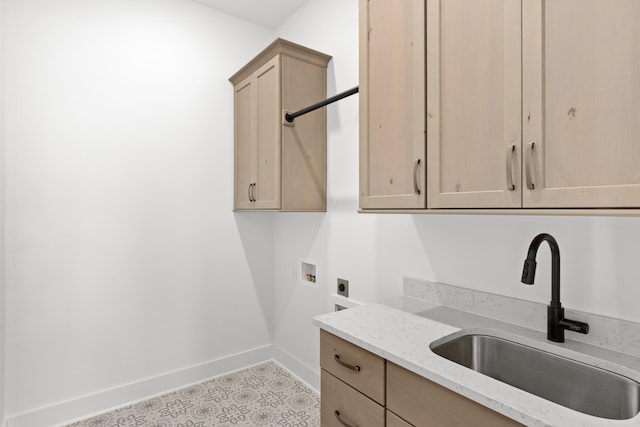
xmin=387 ymin=362 xmax=524 ymax=427
xmin=320 ymin=330 xmax=385 ymax=404
xmin=321 ymin=369 xmax=385 ymax=427
xmin=387 ymin=410 xmax=413 ymax=427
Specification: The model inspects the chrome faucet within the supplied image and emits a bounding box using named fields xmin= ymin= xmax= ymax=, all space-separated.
xmin=521 ymin=233 xmax=589 ymax=343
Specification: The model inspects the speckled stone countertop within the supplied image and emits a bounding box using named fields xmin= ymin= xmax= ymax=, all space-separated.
xmin=313 ymin=284 xmax=640 ymax=427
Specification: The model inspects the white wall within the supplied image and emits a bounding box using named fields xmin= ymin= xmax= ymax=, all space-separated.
xmin=0 ymin=0 xmax=6 ymax=422
xmin=3 ymin=0 xmax=276 ymax=418
xmin=273 ymin=0 xmax=640 ymax=387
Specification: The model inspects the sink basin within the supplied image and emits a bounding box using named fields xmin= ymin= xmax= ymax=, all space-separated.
xmin=431 ymin=334 xmax=640 ymax=420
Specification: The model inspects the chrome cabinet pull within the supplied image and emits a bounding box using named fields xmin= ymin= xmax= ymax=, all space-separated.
xmin=335 ymin=410 xmax=358 ymax=427
xmin=506 ymin=145 xmax=516 ymax=191
xmin=525 ymin=143 xmax=535 ymax=190
xmin=413 ymin=159 xmax=421 ymax=195
xmin=334 ymin=354 xmax=361 ymax=372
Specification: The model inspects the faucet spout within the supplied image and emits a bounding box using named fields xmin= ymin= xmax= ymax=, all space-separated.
xmin=521 ymin=233 xmax=561 ymax=307
xmin=521 ymin=233 xmax=589 ymax=343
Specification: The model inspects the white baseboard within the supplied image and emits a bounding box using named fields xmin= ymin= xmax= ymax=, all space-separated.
xmin=7 ymin=345 xmax=274 ymax=427
xmin=272 ymin=345 xmax=320 ymax=392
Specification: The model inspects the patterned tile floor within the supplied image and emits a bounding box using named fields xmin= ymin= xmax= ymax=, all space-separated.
xmin=65 ymin=361 xmax=320 ymax=427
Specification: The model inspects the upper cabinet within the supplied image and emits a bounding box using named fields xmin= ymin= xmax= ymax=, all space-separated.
xmin=426 ymin=0 xmax=522 ymax=208
xmin=360 ymin=0 xmax=640 ymax=212
xmin=230 ymin=39 xmax=331 ymax=212
xmin=522 ymin=0 xmax=640 ymax=208
xmin=359 ymin=0 xmax=426 ymax=209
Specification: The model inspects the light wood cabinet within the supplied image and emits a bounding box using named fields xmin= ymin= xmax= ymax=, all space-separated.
xmin=426 ymin=0 xmax=522 ymax=208
xmin=230 ymin=39 xmax=331 ymax=211
xmin=320 ymin=330 xmax=385 ymax=426
xmin=361 ymin=0 xmax=640 ymax=212
xmin=359 ymin=0 xmax=426 ymax=209
xmin=387 ymin=362 xmax=524 ymax=427
xmin=320 ymin=330 xmax=385 ymax=405
xmin=522 ymin=0 xmax=640 ymax=208
xmin=319 ymin=331 xmax=523 ymax=427
xmin=321 ymin=370 xmax=385 ymax=427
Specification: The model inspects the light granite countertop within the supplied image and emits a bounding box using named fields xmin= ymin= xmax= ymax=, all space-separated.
xmin=313 ymin=296 xmax=640 ymax=427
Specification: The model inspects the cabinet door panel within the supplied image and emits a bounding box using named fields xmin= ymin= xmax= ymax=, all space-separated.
xmin=359 ymin=0 xmax=426 ymax=209
xmin=234 ymin=76 xmax=256 ymax=210
xmin=387 ymin=362 xmax=523 ymax=426
xmin=427 ymin=0 xmax=522 ymax=208
xmin=523 ymin=0 xmax=640 ymax=207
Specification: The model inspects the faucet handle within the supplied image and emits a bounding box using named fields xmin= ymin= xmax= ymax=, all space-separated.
xmin=559 ymin=318 xmax=590 ymax=334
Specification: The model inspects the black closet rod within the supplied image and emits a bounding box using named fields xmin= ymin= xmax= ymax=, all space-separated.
xmin=285 ymin=86 xmax=359 ymax=123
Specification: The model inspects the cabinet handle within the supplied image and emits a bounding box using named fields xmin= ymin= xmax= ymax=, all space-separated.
xmin=525 ymin=143 xmax=535 ymax=190
xmin=506 ymin=145 xmax=516 ymax=191
xmin=248 ymin=184 xmax=253 ymax=202
xmin=248 ymin=183 xmax=256 ymax=202
xmin=335 ymin=410 xmax=358 ymax=427
xmin=334 ymin=354 xmax=361 ymax=372
xmin=413 ymin=159 xmax=421 ymax=195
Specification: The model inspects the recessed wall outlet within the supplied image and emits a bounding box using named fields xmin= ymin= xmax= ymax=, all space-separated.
xmin=337 ymin=278 xmax=349 ymax=297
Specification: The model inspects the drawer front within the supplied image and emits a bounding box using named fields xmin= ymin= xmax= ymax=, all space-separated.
xmin=387 ymin=410 xmax=414 ymax=427
xmin=321 ymin=369 xmax=385 ymax=427
xmin=387 ymin=362 xmax=524 ymax=427
xmin=320 ymin=330 xmax=385 ymax=404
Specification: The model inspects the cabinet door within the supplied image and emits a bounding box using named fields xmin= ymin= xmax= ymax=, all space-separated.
xmin=359 ymin=0 xmax=426 ymax=209
xmin=426 ymin=0 xmax=522 ymax=208
xmin=254 ymin=56 xmax=281 ymax=209
xmin=234 ymin=75 xmax=256 ymax=210
xmin=387 ymin=362 xmax=523 ymax=427
xmin=523 ymin=0 xmax=640 ymax=208
xmin=233 ymin=57 xmax=281 ymax=210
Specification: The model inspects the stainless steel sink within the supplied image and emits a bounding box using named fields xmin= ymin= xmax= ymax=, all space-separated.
xmin=431 ymin=334 xmax=640 ymax=420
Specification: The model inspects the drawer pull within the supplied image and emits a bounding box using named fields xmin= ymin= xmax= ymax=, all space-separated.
xmin=334 ymin=354 xmax=361 ymax=372
xmin=335 ymin=410 xmax=358 ymax=427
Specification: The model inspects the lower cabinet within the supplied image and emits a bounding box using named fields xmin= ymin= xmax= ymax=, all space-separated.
xmin=387 ymin=362 xmax=524 ymax=427
xmin=320 ymin=330 xmax=524 ymax=427
xmin=387 ymin=410 xmax=413 ymax=427
xmin=321 ymin=370 xmax=385 ymax=427
xmin=319 ymin=330 xmax=385 ymax=404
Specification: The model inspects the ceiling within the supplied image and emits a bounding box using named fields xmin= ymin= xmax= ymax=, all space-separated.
xmin=192 ymin=0 xmax=311 ymax=29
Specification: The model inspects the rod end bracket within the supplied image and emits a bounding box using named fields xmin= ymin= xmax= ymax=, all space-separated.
xmin=283 ymin=110 xmax=295 ymax=127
